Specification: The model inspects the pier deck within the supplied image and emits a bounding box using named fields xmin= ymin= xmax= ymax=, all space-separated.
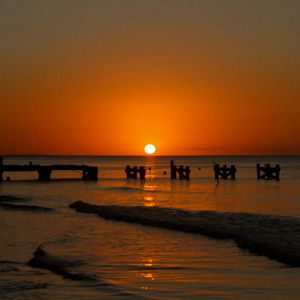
xmin=0 ymin=163 xmax=98 ymax=181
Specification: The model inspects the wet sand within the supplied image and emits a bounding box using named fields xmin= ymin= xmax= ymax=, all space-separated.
xmin=70 ymin=201 xmax=300 ymax=267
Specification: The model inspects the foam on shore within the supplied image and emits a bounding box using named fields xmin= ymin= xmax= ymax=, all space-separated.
xmin=69 ymin=201 xmax=300 ymax=267
xmin=28 ymin=245 xmax=150 ymax=298
xmin=28 ymin=245 xmax=99 ymax=282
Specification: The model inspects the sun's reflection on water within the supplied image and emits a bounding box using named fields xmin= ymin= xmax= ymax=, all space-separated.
xmin=144 ymin=258 xmax=153 ymax=267
xmin=141 ymin=272 xmax=155 ymax=280
xmin=143 ymin=184 xmax=157 ymax=191
xmin=142 ymin=180 xmax=157 ymax=206
xmin=144 ymin=196 xmax=156 ymax=207
xmin=139 ymin=258 xmax=156 ymax=290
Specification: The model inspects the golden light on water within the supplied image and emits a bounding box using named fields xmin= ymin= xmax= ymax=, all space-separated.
xmin=144 ymin=144 xmax=156 ymax=155
xmin=144 ymin=196 xmax=155 ymax=207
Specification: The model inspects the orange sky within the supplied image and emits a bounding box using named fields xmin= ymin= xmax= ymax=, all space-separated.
xmin=1 ymin=1 xmax=299 ymax=155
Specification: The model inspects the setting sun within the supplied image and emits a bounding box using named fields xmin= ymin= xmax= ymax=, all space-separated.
xmin=144 ymin=144 xmax=156 ymax=155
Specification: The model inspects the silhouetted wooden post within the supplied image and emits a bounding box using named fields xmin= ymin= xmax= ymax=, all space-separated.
xmin=133 ymin=166 xmax=138 ymax=179
xmin=90 ymin=167 xmax=98 ymax=180
xmin=139 ymin=166 xmax=146 ymax=179
xmin=38 ymin=167 xmax=52 ymax=181
xmin=125 ymin=165 xmax=131 ymax=178
xmin=178 ymin=165 xmax=184 ymax=179
xmin=170 ymin=160 xmax=177 ymax=179
xmin=256 ymin=164 xmax=261 ymax=179
xmin=223 ymin=164 xmax=228 ymax=179
xmin=230 ymin=165 xmax=236 ymax=180
xmin=275 ymin=164 xmax=280 ymax=180
xmin=265 ymin=164 xmax=271 ymax=179
xmin=185 ymin=166 xmax=190 ymax=180
xmin=214 ymin=164 xmax=219 ymax=180
xmin=82 ymin=169 xmax=88 ymax=180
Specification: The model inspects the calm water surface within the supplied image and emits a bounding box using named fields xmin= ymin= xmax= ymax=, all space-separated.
xmin=0 ymin=156 xmax=299 ymax=299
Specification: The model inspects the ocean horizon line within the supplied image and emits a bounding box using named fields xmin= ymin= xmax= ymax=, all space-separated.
xmin=2 ymin=154 xmax=300 ymax=158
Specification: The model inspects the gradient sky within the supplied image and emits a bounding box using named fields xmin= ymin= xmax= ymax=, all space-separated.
xmin=1 ymin=0 xmax=299 ymax=155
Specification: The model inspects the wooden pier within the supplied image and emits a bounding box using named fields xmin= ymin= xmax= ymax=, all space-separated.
xmin=0 ymin=157 xmax=283 ymax=182
xmin=0 ymin=159 xmax=98 ymax=181
xmin=214 ymin=164 xmax=236 ymax=180
xmin=257 ymin=164 xmax=280 ymax=180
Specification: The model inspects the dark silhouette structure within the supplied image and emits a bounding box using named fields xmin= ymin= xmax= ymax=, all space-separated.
xmin=214 ymin=164 xmax=236 ymax=180
xmin=0 ymin=157 xmax=98 ymax=181
xmin=170 ymin=160 xmax=190 ymax=180
xmin=257 ymin=164 xmax=280 ymax=180
xmin=125 ymin=165 xmax=146 ymax=179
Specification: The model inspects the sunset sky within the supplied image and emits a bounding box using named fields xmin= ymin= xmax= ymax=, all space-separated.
xmin=1 ymin=0 xmax=299 ymax=155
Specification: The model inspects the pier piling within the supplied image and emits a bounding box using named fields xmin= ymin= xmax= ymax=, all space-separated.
xmin=38 ymin=167 xmax=52 ymax=181
xmin=257 ymin=164 xmax=280 ymax=180
xmin=214 ymin=164 xmax=236 ymax=180
xmin=125 ymin=165 xmax=146 ymax=179
xmin=170 ymin=160 xmax=190 ymax=180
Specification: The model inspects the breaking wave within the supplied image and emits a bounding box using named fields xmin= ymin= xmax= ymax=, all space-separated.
xmin=28 ymin=245 xmax=98 ymax=282
xmin=69 ymin=201 xmax=300 ymax=267
xmin=27 ymin=245 xmax=151 ymax=298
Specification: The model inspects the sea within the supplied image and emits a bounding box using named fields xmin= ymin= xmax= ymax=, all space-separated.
xmin=0 ymin=156 xmax=299 ymax=299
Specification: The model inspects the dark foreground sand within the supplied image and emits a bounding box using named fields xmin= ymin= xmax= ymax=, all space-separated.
xmin=70 ymin=201 xmax=300 ymax=267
